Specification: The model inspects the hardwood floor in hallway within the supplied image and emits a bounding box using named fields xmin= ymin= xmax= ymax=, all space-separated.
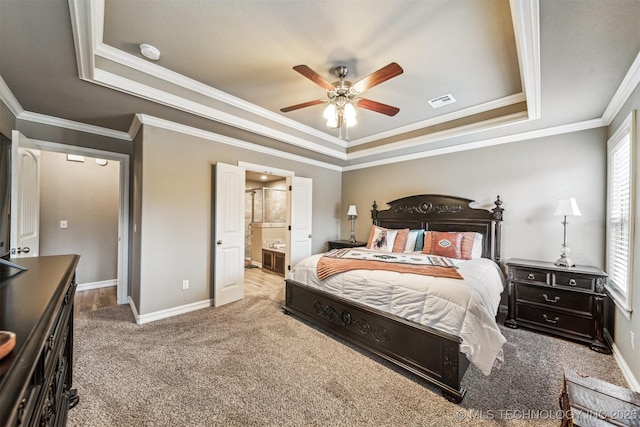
xmin=73 ymin=267 xmax=285 ymax=314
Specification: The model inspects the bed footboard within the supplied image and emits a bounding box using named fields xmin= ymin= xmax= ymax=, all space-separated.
xmin=283 ymin=279 xmax=470 ymax=403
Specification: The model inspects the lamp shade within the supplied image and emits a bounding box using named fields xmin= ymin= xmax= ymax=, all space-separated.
xmin=554 ymin=198 xmax=582 ymax=216
xmin=347 ymin=205 xmax=357 ymax=216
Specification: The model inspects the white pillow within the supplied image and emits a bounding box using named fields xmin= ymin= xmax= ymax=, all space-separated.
xmin=404 ymin=229 xmax=420 ymax=253
xmin=471 ymin=233 xmax=484 ymax=258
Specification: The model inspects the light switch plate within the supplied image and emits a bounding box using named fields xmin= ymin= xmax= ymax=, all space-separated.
xmin=60 ymin=220 xmax=68 ymax=229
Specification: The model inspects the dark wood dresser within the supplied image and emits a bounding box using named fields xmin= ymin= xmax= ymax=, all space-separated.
xmin=504 ymin=258 xmax=612 ymax=354
xmin=0 ymin=254 xmax=80 ymax=426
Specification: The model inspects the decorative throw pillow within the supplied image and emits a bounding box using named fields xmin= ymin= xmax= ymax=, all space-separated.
xmin=459 ymin=231 xmax=477 ymax=260
xmin=366 ymin=225 xmax=398 ymax=252
xmin=392 ymin=228 xmax=410 ymax=253
xmin=422 ymin=231 xmax=464 ymax=259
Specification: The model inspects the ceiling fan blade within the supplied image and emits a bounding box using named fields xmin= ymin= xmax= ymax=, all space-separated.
xmin=293 ymin=65 xmax=335 ymax=91
xmin=352 ymin=62 xmax=403 ymax=93
xmin=357 ymin=98 xmax=400 ymax=116
xmin=280 ymin=99 xmax=325 ymax=113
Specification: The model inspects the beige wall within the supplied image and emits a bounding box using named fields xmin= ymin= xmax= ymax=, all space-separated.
xmin=39 ymin=151 xmax=120 ymax=284
xmin=133 ymin=125 xmax=341 ymax=315
xmin=342 ymin=128 xmax=607 ymax=267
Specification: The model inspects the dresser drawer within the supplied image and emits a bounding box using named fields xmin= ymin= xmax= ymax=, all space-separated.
xmin=515 ymin=284 xmax=592 ymax=313
xmin=516 ymin=305 xmax=591 ymax=337
xmin=512 ymin=267 xmax=549 ymax=285
xmin=553 ymin=272 xmax=594 ymax=291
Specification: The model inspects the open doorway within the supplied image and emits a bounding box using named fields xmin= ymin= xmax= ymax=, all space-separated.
xmin=20 ymin=138 xmax=130 ymax=305
xmin=245 ymin=171 xmax=287 ymax=275
xmin=237 ymin=161 xmax=312 ymax=283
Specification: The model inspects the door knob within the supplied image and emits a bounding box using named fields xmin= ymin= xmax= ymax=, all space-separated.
xmin=216 ymin=240 xmax=222 ymax=245
xmin=16 ymin=247 xmax=30 ymax=254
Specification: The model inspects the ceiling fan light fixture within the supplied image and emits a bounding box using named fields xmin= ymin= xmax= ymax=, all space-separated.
xmin=344 ymin=102 xmax=357 ymax=127
xmin=281 ymin=62 xmax=403 ymax=138
xmin=326 ymin=114 xmax=339 ymax=128
xmin=323 ymin=103 xmax=336 ymax=120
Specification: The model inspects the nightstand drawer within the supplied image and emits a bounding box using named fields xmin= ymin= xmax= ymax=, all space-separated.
xmin=517 ymin=305 xmax=591 ymax=337
xmin=515 ymin=284 xmax=592 ymax=313
xmin=553 ymin=272 xmax=594 ymax=291
xmin=513 ymin=267 xmax=549 ymax=285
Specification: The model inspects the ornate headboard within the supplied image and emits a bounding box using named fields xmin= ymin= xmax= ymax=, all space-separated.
xmin=371 ymin=194 xmax=504 ymax=262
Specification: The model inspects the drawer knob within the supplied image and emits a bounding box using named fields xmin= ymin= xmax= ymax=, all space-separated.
xmin=543 ymin=314 xmax=559 ymax=324
xmin=542 ymin=294 xmax=560 ymax=303
xmin=568 ymin=278 xmax=577 ymax=286
xmin=527 ymin=273 xmax=535 ymax=280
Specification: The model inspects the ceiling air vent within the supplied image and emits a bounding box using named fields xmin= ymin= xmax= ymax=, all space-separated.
xmin=428 ymin=93 xmax=456 ymax=108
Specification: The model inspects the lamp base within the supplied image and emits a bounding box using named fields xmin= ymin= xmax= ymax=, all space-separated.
xmin=554 ymin=255 xmax=575 ymax=268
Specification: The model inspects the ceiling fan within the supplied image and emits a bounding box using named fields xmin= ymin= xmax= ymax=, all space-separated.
xmin=280 ymin=62 xmax=403 ymax=137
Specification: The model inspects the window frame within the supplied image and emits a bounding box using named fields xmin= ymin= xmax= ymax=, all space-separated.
xmin=605 ymin=110 xmax=636 ymax=318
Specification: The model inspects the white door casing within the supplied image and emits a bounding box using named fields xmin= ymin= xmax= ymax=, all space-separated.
xmin=10 ymin=131 xmax=40 ymax=258
xmin=213 ymin=162 xmax=245 ymax=307
xmin=286 ymin=175 xmax=313 ymax=272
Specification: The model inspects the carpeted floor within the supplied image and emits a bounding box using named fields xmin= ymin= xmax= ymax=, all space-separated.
xmin=67 ymin=280 xmax=627 ymax=426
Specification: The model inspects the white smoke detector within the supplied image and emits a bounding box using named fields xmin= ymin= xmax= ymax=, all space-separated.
xmin=140 ymin=44 xmax=160 ymax=61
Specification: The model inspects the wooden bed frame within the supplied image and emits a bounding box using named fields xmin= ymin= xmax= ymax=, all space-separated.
xmin=282 ymin=194 xmax=504 ymax=403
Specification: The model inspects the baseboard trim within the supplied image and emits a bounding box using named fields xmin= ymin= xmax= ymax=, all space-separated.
xmin=612 ymin=343 xmax=640 ymax=392
xmin=133 ymin=299 xmax=213 ymax=325
xmin=77 ymin=279 xmax=117 ymax=292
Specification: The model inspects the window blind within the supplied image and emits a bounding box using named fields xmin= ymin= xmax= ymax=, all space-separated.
xmin=607 ymin=133 xmax=631 ymax=295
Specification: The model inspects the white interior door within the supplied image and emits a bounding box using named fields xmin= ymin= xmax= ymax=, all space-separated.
xmin=10 ymin=130 xmax=40 ymax=258
xmin=286 ymin=176 xmax=313 ymax=272
xmin=213 ymin=162 xmax=245 ymax=307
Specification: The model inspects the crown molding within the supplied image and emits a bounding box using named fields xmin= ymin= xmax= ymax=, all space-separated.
xmin=348 ymin=92 xmax=527 ymax=148
xmin=347 ymin=111 xmax=529 ymax=160
xmin=18 ymin=111 xmax=131 ymax=140
xmin=68 ymin=0 xmax=103 ymax=80
xmin=135 ymin=114 xmax=342 ymax=172
xmin=510 ymin=0 xmax=541 ymax=120
xmin=602 ymin=50 xmax=640 ymax=125
xmin=0 ymin=75 xmax=24 ymax=117
xmin=344 ymin=117 xmax=606 ymax=171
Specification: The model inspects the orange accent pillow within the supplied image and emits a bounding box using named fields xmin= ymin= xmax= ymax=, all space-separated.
xmin=459 ymin=232 xmax=477 ymax=260
xmin=422 ymin=231 xmax=465 ymax=259
xmin=392 ymin=228 xmax=410 ymax=253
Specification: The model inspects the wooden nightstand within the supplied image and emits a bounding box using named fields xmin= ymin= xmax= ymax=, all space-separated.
xmin=504 ymin=258 xmax=612 ymax=354
xmin=327 ymin=240 xmax=367 ymax=250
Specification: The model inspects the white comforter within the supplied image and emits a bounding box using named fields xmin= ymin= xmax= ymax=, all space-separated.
xmin=288 ymin=252 xmax=507 ymax=376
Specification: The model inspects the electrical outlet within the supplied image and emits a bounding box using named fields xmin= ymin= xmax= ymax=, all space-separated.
xmin=182 ymin=279 xmax=189 ymax=290
xmin=631 ymin=331 xmax=635 ymax=349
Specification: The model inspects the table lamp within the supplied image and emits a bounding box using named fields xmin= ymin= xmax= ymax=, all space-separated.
xmin=347 ymin=205 xmax=358 ymax=244
xmin=554 ymin=198 xmax=582 ymax=267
